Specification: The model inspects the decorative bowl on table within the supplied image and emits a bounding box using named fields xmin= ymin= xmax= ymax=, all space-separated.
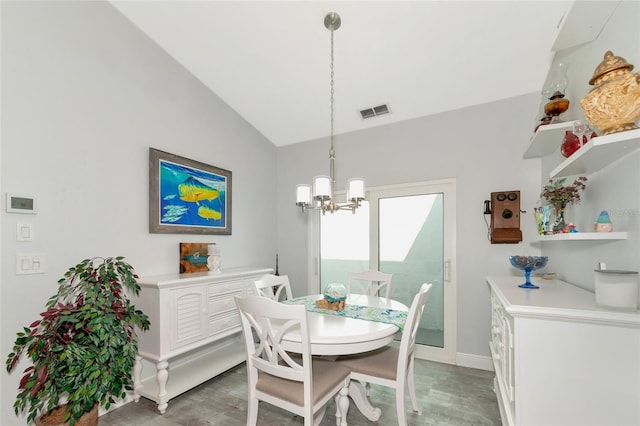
xmin=323 ymin=283 xmax=347 ymax=303
xmin=317 ymin=283 xmax=347 ymax=311
xmin=509 ymin=256 xmax=549 ymax=289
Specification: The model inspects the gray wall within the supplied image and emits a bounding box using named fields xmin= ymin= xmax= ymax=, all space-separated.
xmin=1 ymin=2 xmax=277 ymax=424
xmin=277 ymin=0 xmax=640 ymax=365
xmin=277 ymin=94 xmax=543 ymax=362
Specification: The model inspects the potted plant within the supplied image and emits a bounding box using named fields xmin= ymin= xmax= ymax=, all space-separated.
xmin=5 ymin=257 xmax=150 ymax=425
xmin=540 ymin=176 xmax=587 ymax=232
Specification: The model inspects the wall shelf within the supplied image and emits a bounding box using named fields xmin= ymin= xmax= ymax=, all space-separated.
xmin=537 ymin=232 xmax=628 ymax=241
xmin=551 ymin=1 xmax=621 ymax=52
xmin=550 ymin=129 xmax=640 ymax=178
xmin=524 ymin=121 xmax=578 ymax=159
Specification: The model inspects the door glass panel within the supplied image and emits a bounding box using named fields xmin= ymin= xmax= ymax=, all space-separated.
xmin=318 ymin=181 xmax=455 ymax=362
xmin=320 ymin=201 xmax=369 ymax=292
xmin=379 ymin=194 xmax=444 ymax=348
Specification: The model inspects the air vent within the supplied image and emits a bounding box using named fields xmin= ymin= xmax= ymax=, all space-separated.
xmin=359 ymin=103 xmax=390 ymax=120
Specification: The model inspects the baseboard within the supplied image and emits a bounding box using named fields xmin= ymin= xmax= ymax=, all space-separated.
xmin=456 ymin=352 xmax=494 ymax=371
xmin=98 ymin=393 xmax=134 ymax=416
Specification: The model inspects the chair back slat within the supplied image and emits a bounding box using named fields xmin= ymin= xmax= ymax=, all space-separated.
xmin=347 ymin=270 xmax=393 ymax=299
xmin=253 ymin=274 xmax=293 ymax=301
xmin=397 ymin=283 xmax=433 ymax=377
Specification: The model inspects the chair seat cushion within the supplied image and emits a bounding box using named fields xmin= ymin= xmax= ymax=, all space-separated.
xmin=256 ymin=359 xmax=350 ymax=407
xmin=335 ymin=346 xmax=399 ymax=381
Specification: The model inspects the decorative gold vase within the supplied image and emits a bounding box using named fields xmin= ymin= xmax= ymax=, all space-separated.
xmin=580 ymin=51 xmax=640 ymax=135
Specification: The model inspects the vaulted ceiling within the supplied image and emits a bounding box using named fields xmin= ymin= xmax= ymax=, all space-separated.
xmin=111 ymin=1 xmax=574 ymax=146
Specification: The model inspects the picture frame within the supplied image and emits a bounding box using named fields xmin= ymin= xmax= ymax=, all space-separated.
xmin=149 ymin=148 xmax=232 ymax=235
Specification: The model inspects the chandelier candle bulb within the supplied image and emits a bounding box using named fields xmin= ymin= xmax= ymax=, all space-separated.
xmin=348 ymin=178 xmax=365 ymax=201
xmin=296 ymin=184 xmax=311 ymax=206
xmin=313 ymin=175 xmax=331 ymax=200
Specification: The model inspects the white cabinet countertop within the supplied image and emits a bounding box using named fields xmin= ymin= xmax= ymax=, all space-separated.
xmin=487 ymin=276 xmax=639 ymax=328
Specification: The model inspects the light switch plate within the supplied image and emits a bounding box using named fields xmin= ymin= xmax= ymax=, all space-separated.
xmin=16 ymin=223 xmax=34 ymax=241
xmin=16 ymin=253 xmax=45 ymax=275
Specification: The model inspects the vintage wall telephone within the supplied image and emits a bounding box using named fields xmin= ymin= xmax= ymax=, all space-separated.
xmin=484 ymin=190 xmax=523 ymax=244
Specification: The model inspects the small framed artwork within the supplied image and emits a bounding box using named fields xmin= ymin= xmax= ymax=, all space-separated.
xmin=179 ymin=242 xmax=210 ymax=274
xmin=149 ymin=148 xmax=232 ymax=235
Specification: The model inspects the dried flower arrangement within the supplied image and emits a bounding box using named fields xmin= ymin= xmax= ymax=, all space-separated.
xmin=540 ymin=176 xmax=588 ymax=208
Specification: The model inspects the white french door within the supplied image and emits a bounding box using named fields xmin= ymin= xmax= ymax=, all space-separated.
xmin=317 ymin=180 xmax=456 ymax=364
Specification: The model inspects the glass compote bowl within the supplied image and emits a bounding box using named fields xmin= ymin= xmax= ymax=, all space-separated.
xmin=509 ymin=256 xmax=549 ymax=289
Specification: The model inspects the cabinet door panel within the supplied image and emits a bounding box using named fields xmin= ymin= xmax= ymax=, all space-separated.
xmin=170 ymin=286 xmax=207 ymax=350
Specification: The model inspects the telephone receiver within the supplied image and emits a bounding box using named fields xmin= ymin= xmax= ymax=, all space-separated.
xmin=483 ymin=200 xmax=491 ymax=215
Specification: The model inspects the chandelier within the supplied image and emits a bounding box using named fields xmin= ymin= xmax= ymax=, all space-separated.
xmin=295 ymin=12 xmax=365 ymax=214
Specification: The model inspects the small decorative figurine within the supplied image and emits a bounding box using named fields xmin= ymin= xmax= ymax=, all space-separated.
xmin=581 ymin=51 xmax=640 ymax=135
xmin=594 ymin=210 xmax=614 ymax=232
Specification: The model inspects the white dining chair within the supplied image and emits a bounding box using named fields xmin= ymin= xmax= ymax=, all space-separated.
xmin=235 ymin=295 xmax=351 ymax=426
xmin=335 ymin=283 xmax=433 ymax=426
xmin=347 ymin=270 xmax=393 ymax=299
xmin=253 ymin=274 xmax=293 ymax=302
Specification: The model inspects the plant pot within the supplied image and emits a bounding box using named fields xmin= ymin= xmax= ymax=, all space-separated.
xmin=35 ymin=405 xmax=98 ymax=426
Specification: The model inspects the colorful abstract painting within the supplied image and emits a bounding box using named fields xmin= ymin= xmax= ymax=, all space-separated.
xmin=149 ymin=148 xmax=232 ymax=235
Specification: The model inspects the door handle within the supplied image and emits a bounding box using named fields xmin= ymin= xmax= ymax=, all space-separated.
xmin=444 ymin=259 xmax=451 ymax=282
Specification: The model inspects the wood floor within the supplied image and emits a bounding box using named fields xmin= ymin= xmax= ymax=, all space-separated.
xmin=100 ymin=359 xmax=502 ymax=426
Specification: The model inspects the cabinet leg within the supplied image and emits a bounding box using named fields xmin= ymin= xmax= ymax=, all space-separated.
xmin=156 ymin=361 xmax=169 ymax=414
xmin=133 ymin=355 xmax=142 ymax=403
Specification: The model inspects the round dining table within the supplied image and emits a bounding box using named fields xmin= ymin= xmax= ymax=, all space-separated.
xmin=281 ymin=293 xmax=409 ymax=422
xmin=281 ymin=293 xmax=408 ymax=356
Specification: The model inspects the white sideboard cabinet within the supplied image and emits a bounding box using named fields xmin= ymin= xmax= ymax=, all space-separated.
xmin=487 ymin=276 xmax=640 ymax=426
xmin=132 ymin=267 xmax=272 ymax=413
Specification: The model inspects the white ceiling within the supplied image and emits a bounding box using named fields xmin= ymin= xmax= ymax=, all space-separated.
xmin=110 ymin=1 xmax=573 ymax=147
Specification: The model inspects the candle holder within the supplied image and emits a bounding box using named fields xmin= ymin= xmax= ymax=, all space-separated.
xmin=207 ymin=243 xmax=221 ymax=273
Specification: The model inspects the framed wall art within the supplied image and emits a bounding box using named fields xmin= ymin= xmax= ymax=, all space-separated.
xmin=149 ymin=148 xmax=232 ymax=235
xmin=179 ymin=242 xmax=210 ymax=274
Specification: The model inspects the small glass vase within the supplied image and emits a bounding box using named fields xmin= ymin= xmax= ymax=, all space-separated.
xmin=561 ymin=130 xmax=581 ymax=158
xmin=552 ymin=205 xmax=566 ymax=233
xmin=535 ymin=204 xmax=554 ymax=235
